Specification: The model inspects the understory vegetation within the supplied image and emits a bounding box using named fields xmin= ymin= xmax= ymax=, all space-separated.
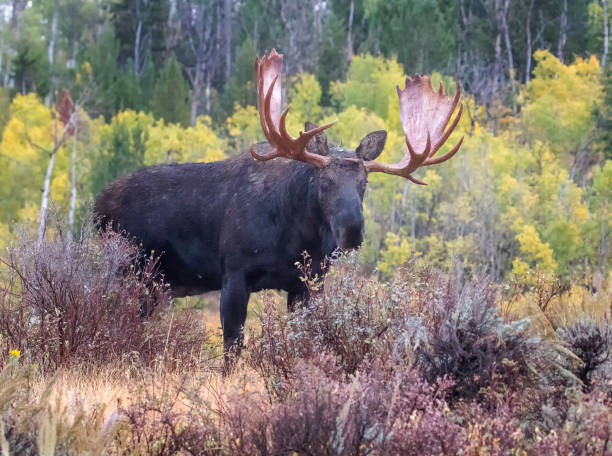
xmin=0 ymin=225 xmax=610 ymax=455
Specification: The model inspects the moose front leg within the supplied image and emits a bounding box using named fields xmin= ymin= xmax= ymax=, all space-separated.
xmin=287 ymin=288 xmax=308 ymax=312
xmin=220 ymin=272 xmax=249 ymax=366
xmin=286 ymin=257 xmax=325 ymax=312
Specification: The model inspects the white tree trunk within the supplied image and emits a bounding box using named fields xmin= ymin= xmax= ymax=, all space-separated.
xmin=135 ymin=19 xmax=142 ymax=73
xmin=525 ymin=0 xmax=534 ymax=83
xmin=397 ymin=180 xmax=409 ymax=234
xmin=48 ymin=8 xmax=58 ymax=66
xmin=603 ymin=0 xmax=609 ymax=68
xmin=224 ymin=0 xmax=232 ymax=78
xmin=205 ymin=74 xmax=211 ymax=114
xmin=501 ymin=0 xmax=516 ymax=112
xmin=68 ymin=117 xmax=78 ymax=242
xmin=38 ymin=148 xmax=58 ymax=244
xmin=410 ymin=190 xmax=416 ymax=238
xmin=347 ymin=0 xmax=354 ymax=63
xmin=37 ymin=116 xmax=73 ymax=245
xmin=558 ymin=0 xmax=568 ymax=62
xmin=389 ymin=181 xmax=397 ymax=234
xmin=190 ymin=68 xmax=203 ymax=126
xmin=44 ymin=9 xmax=58 ymax=107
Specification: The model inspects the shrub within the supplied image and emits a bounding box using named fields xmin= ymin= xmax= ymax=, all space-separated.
xmin=223 ymin=357 xmax=352 ymax=455
xmin=532 ymin=390 xmax=612 ymax=455
xmin=246 ymin=252 xmax=403 ymax=392
xmin=256 ymin=253 xmax=409 ymax=376
xmin=245 ymin=298 xmax=299 ymax=400
xmin=391 ymin=267 xmax=549 ymax=400
xmin=557 ymin=315 xmax=612 ymax=391
xmin=0 ymin=219 xmax=212 ymax=371
xmin=248 ymin=258 xmax=552 ymax=402
xmin=127 ymin=357 xmax=524 ymax=455
xmin=222 ymin=357 xmax=472 ymax=456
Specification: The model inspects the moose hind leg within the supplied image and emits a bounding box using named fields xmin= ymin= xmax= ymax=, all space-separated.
xmin=220 ymin=272 xmax=249 ymax=362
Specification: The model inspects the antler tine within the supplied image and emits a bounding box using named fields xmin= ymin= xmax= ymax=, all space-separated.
xmin=365 ymin=75 xmax=464 ymax=184
xmin=250 ymin=49 xmax=336 ymax=168
xmin=431 ymin=82 xmax=462 ymax=155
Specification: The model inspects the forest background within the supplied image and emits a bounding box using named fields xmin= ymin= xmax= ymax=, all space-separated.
xmin=0 ymin=0 xmax=611 ymax=286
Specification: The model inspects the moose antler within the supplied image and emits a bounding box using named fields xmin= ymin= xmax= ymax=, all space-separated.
xmin=365 ymin=75 xmax=464 ymax=185
xmin=251 ymin=49 xmax=336 ymax=168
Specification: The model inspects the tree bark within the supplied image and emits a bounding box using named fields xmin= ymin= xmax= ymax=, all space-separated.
xmin=279 ymin=0 xmax=320 ymax=74
xmin=68 ymin=115 xmax=78 ymax=242
xmin=347 ymin=0 xmax=355 ymax=64
xmin=205 ymin=73 xmax=211 ymax=114
xmin=603 ymin=0 xmax=609 ymax=68
xmin=491 ymin=29 xmax=502 ymax=134
xmin=37 ymin=115 xmax=74 ymax=244
xmin=460 ymin=0 xmax=469 ymax=27
xmin=45 ymin=8 xmax=59 ymax=107
xmin=96 ymin=0 xmax=105 ymax=39
xmin=525 ymin=0 xmax=534 ymax=83
xmin=224 ymin=0 xmax=232 ymax=78
xmin=190 ymin=68 xmax=202 ymax=126
xmin=597 ymin=201 xmax=609 ymax=272
xmin=397 ymin=180 xmax=409 ymax=235
xmin=176 ymin=0 xmax=220 ymax=126
xmin=10 ymin=0 xmax=25 ymax=30
xmin=410 ymin=190 xmax=416 ymax=239
xmin=48 ymin=8 xmax=58 ymax=67
xmin=497 ymin=0 xmax=516 ymax=112
xmin=558 ymin=0 xmax=567 ymax=63
xmin=501 ymin=0 xmax=513 ymax=75
xmin=134 ymin=18 xmax=143 ymax=73
xmin=38 ymin=150 xmax=58 ymax=243
xmin=389 ymin=182 xmax=397 ymax=234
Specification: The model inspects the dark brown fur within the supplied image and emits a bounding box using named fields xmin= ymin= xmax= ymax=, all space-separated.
xmin=95 ymin=129 xmax=387 ymax=355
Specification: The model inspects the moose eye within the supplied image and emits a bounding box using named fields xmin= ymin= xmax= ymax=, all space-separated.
xmin=320 ymin=178 xmax=333 ymax=190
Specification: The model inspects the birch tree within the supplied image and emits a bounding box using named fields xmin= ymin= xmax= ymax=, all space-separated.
xmin=176 ymin=0 xmax=222 ymax=125
xmin=68 ymin=107 xmax=79 ymax=241
xmin=602 ymin=0 xmax=609 ymax=68
xmin=35 ymin=90 xmax=74 ymax=244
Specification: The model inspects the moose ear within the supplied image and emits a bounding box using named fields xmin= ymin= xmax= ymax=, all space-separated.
xmin=304 ymin=121 xmax=329 ymax=156
xmin=356 ymin=130 xmax=387 ymax=161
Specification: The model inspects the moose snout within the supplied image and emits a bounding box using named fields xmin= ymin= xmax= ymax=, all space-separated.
xmin=334 ymin=212 xmax=364 ymax=250
xmin=339 ymin=224 xmax=364 ymax=249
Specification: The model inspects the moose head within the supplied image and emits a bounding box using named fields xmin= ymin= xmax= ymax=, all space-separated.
xmin=250 ymin=49 xmax=464 ymax=251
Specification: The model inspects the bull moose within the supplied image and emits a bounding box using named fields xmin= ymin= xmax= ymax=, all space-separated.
xmin=94 ymin=49 xmax=463 ymax=357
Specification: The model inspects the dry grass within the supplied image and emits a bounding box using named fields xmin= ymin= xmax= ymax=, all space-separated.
xmin=500 ymin=275 xmax=612 ymax=337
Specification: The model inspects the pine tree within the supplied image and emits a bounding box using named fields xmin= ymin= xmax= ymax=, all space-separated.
xmin=221 ymin=39 xmax=258 ymax=115
xmin=91 ymin=117 xmax=148 ymax=196
xmin=151 ymin=56 xmax=191 ymax=126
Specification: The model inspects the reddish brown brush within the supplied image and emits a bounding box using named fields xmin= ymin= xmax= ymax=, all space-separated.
xmin=0 ymin=220 xmax=212 ymax=371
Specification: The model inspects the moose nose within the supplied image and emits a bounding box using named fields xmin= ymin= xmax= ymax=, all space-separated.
xmin=340 ymin=224 xmax=363 ymax=249
xmin=337 ymin=217 xmax=364 ymax=250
